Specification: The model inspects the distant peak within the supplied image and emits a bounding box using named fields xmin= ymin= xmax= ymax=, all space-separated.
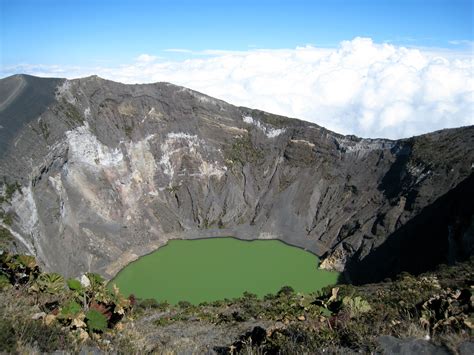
xmin=82 ymin=75 xmax=104 ymax=81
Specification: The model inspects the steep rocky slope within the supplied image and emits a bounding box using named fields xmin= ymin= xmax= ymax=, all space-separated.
xmin=0 ymin=74 xmax=473 ymax=283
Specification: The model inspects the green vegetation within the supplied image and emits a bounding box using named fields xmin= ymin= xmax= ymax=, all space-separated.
xmin=39 ymin=119 xmax=50 ymax=139
xmin=124 ymin=124 xmax=134 ymax=139
xmin=0 ymin=180 xmax=22 ymax=229
xmin=4 ymin=182 xmax=20 ymax=201
xmin=224 ymin=135 xmax=263 ymax=166
xmin=0 ymin=181 xmax=23 ymax=231
xmin=0 ymin=248 xmax=472 ymax=353
xmin=142 ymin=258 xmax=473 ymax=353
xmin=0 ymin=227 xmax=14 ymax=250
xmin=408 ymin=129 xmax=469 ymax=173
xmin=247 ymin=110 xmax=292 ymax=128
xmin=0 ymin=179 xmax=22 ymax=204
xmin=0 ymin=212 xmax=13 ymax=226
xmin=0 ymin=252 xmax=132 ymax=353
xmin=58 ymin=99 xmax=84 ymax=125
xmin=111 ymin=238 xmax=339 ymax=304
xmin=165 ymin=184 xmax=180 ymax=193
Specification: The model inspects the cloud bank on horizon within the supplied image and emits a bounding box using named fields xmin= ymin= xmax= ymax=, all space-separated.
xmin=4 ymin=37 xmax=473 ymax=139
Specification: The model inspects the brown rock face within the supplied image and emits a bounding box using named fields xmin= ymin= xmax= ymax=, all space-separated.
xmin=0 ymin=74 xmax=473 ymax=283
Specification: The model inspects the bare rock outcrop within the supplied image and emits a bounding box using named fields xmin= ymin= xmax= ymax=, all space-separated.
xmin=0 ymin=74 xmax=472 ymax=283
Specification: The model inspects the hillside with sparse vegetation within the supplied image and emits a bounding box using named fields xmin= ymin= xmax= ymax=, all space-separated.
xmin=1 ymin=240 xmax=472 ymax=353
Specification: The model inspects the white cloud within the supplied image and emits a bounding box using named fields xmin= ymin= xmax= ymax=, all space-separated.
xmin=449 ymin=39 xmax=474 ymax=47
xmin=135 ymin=54 xmax=158 ymax=63
xmin=3 ymin=37 xmax=473 ymax=139
xmin=163 ymin=48 xmax=193 ymax=53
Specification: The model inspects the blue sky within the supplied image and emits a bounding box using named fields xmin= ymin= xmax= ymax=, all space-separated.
xmin=0 ymin=0 xmax=473 ymax=139
xmin=1 ymin=0 xmax=473 ymax=67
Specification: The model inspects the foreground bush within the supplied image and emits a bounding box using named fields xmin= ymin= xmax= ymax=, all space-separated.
xmin=145 ymin=258 xmax=473 ymax=353
xmin=1 ymin=250 xmax=472 ymax=353
xmin=0 ymin=251 xmax=133 ymax=352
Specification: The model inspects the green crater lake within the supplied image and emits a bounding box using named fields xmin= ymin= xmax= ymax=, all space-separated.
xmin=111 ymin=238 xmax=339 ymax=304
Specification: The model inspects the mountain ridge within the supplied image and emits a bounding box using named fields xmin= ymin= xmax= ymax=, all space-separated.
xmin=0 ymin=74 xmax=472 ymax=283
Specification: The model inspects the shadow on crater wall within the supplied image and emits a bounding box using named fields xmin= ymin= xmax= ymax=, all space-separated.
xmin=346 ymin=173 xmax=474 ymax=285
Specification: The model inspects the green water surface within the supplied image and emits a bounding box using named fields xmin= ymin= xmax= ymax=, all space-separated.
xmin=111 ymin=238 xmax=339 ymax=304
